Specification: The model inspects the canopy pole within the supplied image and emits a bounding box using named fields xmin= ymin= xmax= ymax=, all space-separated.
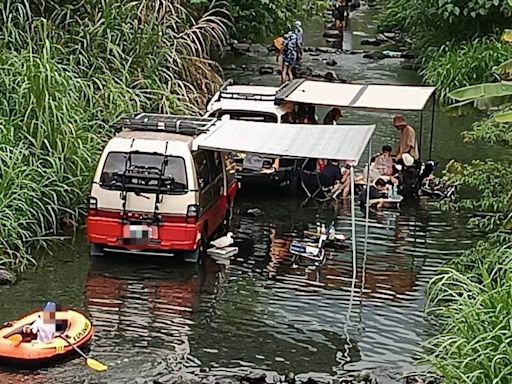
xmin=418 ymin=110 xmax=424 ymax=160
xmin=428 ymin=93 xmax=436 ymax=160
xmin=347 ymin=166 xmax=357 ymax=323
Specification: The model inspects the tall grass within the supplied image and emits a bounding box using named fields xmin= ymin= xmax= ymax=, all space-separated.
xmin=423 ymin=243 xmax=512 ymax=383
xmin=0 ymin=0 xmax=230 ymax=271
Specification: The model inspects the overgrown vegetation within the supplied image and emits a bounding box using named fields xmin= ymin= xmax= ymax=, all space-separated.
xmin=420 ymin=63 xmax=512 ymax=382
xmin=0 ymin=0 xmax=230 ymax=271
xmin=191 ymin=0 xmax=327 ymax=41
xmin=379 ymin=0 xmax=512 ymax=101
xmin=424 ymin=243 xmax=512 ymax=384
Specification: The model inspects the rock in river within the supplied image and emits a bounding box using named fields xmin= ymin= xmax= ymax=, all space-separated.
xmin=258 ymin=65 xmax=274 ymax=75
xmin=0 ymin=268 xmax=15 ymax=285
xmin=325 ymin=59 xmax=337 ymax=67
xmin=232 ymin=43 xmax=251 ymax=53
xmin=322 ymin=30 xmax=341 ymax=39
xmin=363 ymin=51 xmax=387 ymax=60
xmin=361 ymin=38 xmax=382 ymax=46
xmin=316 ymin=47 xmax=338 ymax=54
xmin=249 ymin=44 xmax=268 ymax=54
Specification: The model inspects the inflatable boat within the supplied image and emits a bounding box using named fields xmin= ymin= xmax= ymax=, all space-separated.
xmin=0 ymin=309 xmax=93 ymax=365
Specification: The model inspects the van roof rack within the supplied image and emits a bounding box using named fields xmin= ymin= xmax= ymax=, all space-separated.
xmin=217 ymin=79 xmax=286 ymax=102
xmin=116 ymin=113 xmax=218 ymax=135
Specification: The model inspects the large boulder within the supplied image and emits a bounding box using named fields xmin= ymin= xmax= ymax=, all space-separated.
xmin=0 ymin=269 xmax=15 ymax=285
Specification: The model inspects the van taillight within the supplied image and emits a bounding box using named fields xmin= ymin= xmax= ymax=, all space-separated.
xmin=89 ymin=197 xmax=98 ymax=210
xmin=186 ymin=204 xmax=199 ymax=217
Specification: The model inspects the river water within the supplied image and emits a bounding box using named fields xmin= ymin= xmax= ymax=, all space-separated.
xmin=0 ymin=6 xmax=503 ymax=384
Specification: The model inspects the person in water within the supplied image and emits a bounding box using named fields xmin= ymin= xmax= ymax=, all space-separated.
xmin=358 ymin=178 xmax=389 ymax=209
xmin=323 ymin=107 xmax=342 ymax=125
xmin=393 ymin=115 xmax=419 ymax=160
xmin=374 ymin=145 xmax=395 ymax=176
xmin=23 ymin=301 xmax=59 ymax=343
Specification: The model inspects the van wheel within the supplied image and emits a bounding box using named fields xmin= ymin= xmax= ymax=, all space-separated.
xmin=183 ymin=234 xmax=208 ymax=264
xmin=89 ymin=244 xmax=104 ymax=257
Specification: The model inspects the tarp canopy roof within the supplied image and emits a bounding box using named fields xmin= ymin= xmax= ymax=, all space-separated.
xmin=193 ymin=119 xmax=375 ymax=164
xmin=275 ymin=79 xmax=436 ymax=111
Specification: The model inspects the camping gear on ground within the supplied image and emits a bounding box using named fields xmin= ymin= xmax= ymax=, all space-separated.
xmin=0 ymin=309 xmax=94 ymax=367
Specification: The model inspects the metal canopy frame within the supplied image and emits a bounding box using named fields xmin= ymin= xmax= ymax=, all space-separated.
xmin=274 ymin=79 xmax=437 ymax=160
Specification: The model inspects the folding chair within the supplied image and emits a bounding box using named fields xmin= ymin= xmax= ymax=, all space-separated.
xmin=289 ymin=234 xmax=328 ymax=267
xmin=299 ymin=160 xmax=338 ymax=207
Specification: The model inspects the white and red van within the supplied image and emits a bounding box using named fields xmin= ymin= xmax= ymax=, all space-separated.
xmin=86 ymin=114 xmax=238 ymax=261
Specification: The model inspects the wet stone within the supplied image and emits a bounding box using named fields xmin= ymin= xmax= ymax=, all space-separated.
xmin=363 ymin=51 xmax=387 ymax=60
xmin=249 ymin=44 xmax=268 ymax=54
xmin=354 ymin=370 xmax=371 ymax=383
xmin=323 ymin=30 xmax=341 ymax=39
xmin=232 ymin=43 xmax=251 ymax=52
xmin=316 ymin=47 xmax=338 ymax=54
xmin=258 ymin=65 xmax=274 ymax=75
xmin=0 ymin=268 xmax=15 ymax=285
xmin=325 ymin=59 xmax=337 ymax=67
xmin=308 ymin=52 xmax=321 ymax=57
xmin=361 ymin=38 xmax=382 ymax=46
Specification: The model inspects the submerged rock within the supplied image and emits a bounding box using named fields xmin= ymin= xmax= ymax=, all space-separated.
xmin=296 ymin=67 xmax=314 ymax=78
xmin=325 ymin=59 xmax=337 ymax=67
xmin=0 ymin=269 xmax=15 ymax=285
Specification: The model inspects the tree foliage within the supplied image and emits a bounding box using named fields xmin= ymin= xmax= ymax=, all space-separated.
xmin=379 ymin=0 xmax=512 ymax=98
xmin=191 ymin=0 xmax=327 ymax=40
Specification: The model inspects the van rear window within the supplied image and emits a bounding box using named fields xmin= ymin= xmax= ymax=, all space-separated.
xmin=99 ymin=152 xmax=188 ymax=194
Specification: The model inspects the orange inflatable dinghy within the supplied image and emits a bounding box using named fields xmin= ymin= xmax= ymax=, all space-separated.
xmin=0 ymin=309 xmax=93 ymax=365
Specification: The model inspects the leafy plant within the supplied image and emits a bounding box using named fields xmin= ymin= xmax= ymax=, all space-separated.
xmin=423 ymin=244 xmax=512 ymax=384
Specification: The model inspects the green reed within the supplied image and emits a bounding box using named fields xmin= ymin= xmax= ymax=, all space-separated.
xmin=423 ymin=244 xmax=512 ymax=384
xmin=0 ymin=0 xmax=230 ymax=271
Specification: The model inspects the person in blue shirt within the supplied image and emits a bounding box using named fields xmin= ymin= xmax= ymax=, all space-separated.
xmin=280 ymin=30 xmax=298 ymax=84
xmin=320 ymin=160 xmax=342 ymax=187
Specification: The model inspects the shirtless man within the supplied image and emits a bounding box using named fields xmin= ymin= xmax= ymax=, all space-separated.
xmin=393 ymin=115 xmax=419 ymax=160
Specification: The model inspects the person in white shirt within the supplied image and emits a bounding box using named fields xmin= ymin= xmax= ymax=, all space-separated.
xmin=23 ymin=301 xmax=59 ymax=343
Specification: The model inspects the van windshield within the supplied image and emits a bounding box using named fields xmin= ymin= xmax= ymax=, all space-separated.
xmin=100 ymin=152 xmax=188 ymax=194
xmin=213 ymin=110 xmax=278 ymax=123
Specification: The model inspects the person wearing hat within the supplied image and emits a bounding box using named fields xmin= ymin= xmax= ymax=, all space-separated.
xmin=294 ymin=21 xmax=304 ymax=64
xmin=393 ymin=115 xmax=419 ymax=160
xmin=323 ymin=107 xmax=343 ymax=125
xmin=22 ymin=301 xmax=59 ymax=343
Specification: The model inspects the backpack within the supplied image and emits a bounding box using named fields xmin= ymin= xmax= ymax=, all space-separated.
xmin=273 ymin=36 xmax=284 ymax=53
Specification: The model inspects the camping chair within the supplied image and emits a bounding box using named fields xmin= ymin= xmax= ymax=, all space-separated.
xmin=289 ymin=234 xmax=328 ymax=267
xmin=299 ymin=160 xmax=340 ymax=207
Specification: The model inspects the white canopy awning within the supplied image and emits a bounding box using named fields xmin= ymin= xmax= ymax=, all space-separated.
xmin=193 ymin=120 xmax=375 ymax=164
xmin=276 ymin=80 xmax=436 ymax=111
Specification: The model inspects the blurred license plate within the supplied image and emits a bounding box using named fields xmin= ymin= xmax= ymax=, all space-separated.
xmin=122 ymin=224 xmax=157 ymax=245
